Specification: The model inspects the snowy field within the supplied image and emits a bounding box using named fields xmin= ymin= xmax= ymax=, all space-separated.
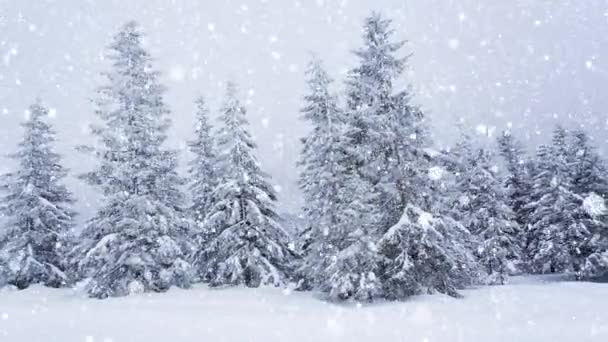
xmin=0 ymin=276 xmax=606 ymax=342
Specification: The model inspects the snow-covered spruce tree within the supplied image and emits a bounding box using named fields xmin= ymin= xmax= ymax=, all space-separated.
xmin=0 ymin=100 xmax=75 ymax=289
xmin=317 ymin=12 xmax=421 ymax=300
xmin=581 ymin=249 xmax=608 ymax=281
xmin=187 ymin=96 xmax=219 ymax=279
xmin=377 ymin=203 xmax=479 ymax=298
xmin=346 ymin=12 xmax=406 ymax=253
xmin=455 ymin=142 xmax=521 ymax=284
xmin=187 ymin=96 xmax=218 ymax=224
xmin=524 ymin=126 xmax=592 ymax=274
xmin=74 ymin=22 xmax=192 ymax=298
xmin=344 ymin=12 xmax=426 ymax=229
xmin=440 ymin=131 xmax=477 ymax=223
xmin=497 ymin=130 xmax=533 ymax=227
xmin=339 ymin=13 xmax=479 ymax=299
xmin=375 ymin=140 xmax=482 ymax=299
xmin=579 ymin=193 xmax=608 ymax=280
xmin=567 ymin=129 xmax=608 ymax=280
xmin=294 ymin=57 xmax=382 ymax=300
xmin=296 ymin=57 xmax=347 ymax=289
xmin=201 ymin=82 xmax=293 ymax=288
xmin=568 ymin=130 xmax=608 ymax=200
xmin=426 ymin=148 xmax=464 ymax=218
xmin=322 ymin=183 xmax=382 ymax=301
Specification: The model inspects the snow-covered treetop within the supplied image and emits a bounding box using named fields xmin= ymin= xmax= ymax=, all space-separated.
xmin=216 ymin=82 xmax=272 ymax=194
xmin=347 ymin=12 xmax=407 ymax=109
xmin=300 ymin=57 xmax=341 ymax=124
xmin=3 ymin=99 xmax=74 ymax=210
xmin=81 ymin=21 xmax=182 ymax=206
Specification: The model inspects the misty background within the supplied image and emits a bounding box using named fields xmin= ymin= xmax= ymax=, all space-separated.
xmin=1 ymin=0 xmax=607 ymax=222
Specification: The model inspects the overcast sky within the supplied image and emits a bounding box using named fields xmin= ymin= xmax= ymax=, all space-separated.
xmin=1 ymin=0 xmax=607 ymax=219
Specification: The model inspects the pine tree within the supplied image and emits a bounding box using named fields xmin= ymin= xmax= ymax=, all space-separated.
xmin=376 ymin=134 xmax=483 ymax=299
xmin=441 ymin=131 xmax=477 ymax=223
xmin=344 ymin=12 xmax=424 ymax=228
xmin=457 ymin=145 xmax=521 ymax=284
xmin=321 ymin=178 xmax=383 ymax=301
xmin=302 ymin=12 xmax=424 ymax=300
xmin=581 ymin=250 xmax=608 ymax=280
xmin=344 ymin=12 xmax=416 ymax=299
xmin=295 ymin=57 xmax=382 ymax=300
xmin=568 ymin=130 xmax=608 ymax=199
xmin=187 ymin=97 xmax=219 ymax=279
xmin=298 ymin=12 xmax=484 ymax=301
xmin=188 ymin=97 xmax=218 ymax=224
xmin=0 ymin=100 xmax=75 ymax=289
xmin=296 ymin=57 xmax=347 ymax=289
xmin=524 ymin=127 xmax=591 ymax=273
xmin=567 ymin=130 xmax=608 ymax=280
xmin=497 ymin=130 xmax=533 ymax=227
xmin=579 ymin=194 xmax=608 ymax=280
xmin=201 ymin=82 xmax=293 ymax=288
xmin=74 ymin=22 xmax=192 ymax=298
xmin=378 ymin=204 xmax=479 ymax=298
xmin=333 ymin=12 xmax=480 ymax=300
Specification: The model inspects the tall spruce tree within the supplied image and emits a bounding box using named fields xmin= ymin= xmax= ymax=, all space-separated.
xmin=443 ymin=131 xmax=477 ymax=223
xmin=317 ymin=177 xmax=382 ymax=301
xmin=497 ymin=130 xmax=533 ymax=227
xmin=567 ymin=130 xmax=608 ymax=280
xmin=296 ymin=58 xmax=347 ymax=289
xmin=295 ymin=58 xmax=382 ymax=300
xmin=0 ymin=100 xmax=75 ymax=289
xmin=344 ymin=12 xmax=425 ymax=228
xmin=579 ymin=189 xmax=608 ymax=280
xmin=341 ymin=12 xmax=479 ymax=300
xmin=74 ymin=22 xmax=192 ymax=298
xmin=188 ymin=97 xmax=218 ymax=224
xmin=455 ymin=141 xmax=521 ymax=284
xmin=187 ymin=96 xmax=219 ymax=279
xmin=524 ymin=126 xmax=591 ymax=273
xmin=201 ymin=82 xmax=293 ymax=288
xmin=568 ymin=130 xmax=608 ymax=199
xmin=324 ymin=12 xmax=425 ymax=300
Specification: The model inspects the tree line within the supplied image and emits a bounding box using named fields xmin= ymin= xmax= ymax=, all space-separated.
xmin=1 ymin=13 xmax=607 ymax=301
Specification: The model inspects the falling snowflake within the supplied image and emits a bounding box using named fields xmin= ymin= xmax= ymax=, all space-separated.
xmin=448 ymin=38 xmax=460 ymax=49
xmin=583 ymin=193 xmax=606 ymax=218
xmin=418 ymin=212 xmax=434 ymax=230
xmin=168 ymin=65 xmax=186 ymax=82
xmin=475 ymin=124 xmax=488 ymax=135
xmin=428 ymin=166 xmax=444 ymax=181
xmin=261 ymin=117 xmax=270 ymax=128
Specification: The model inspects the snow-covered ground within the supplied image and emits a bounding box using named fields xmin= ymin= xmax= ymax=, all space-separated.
xmin=0 ymin=276 xmax=606 ymax=342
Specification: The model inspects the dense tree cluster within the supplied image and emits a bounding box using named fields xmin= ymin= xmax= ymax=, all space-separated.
xmin=1 ymin=15 xmax=607 ymax=300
